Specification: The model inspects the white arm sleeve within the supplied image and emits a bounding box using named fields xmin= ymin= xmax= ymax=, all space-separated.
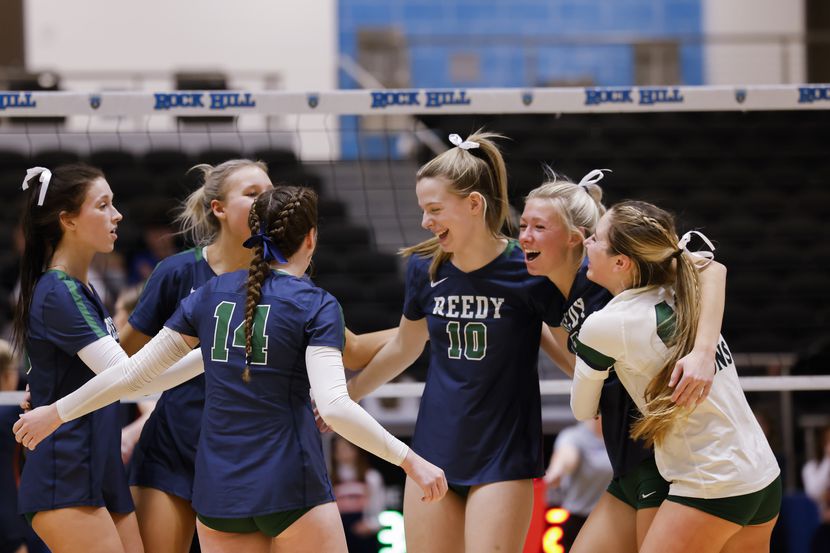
xmin=76 ymin=335 xmax=204 ymax=400
xmin=306 ymin=346 xmax=409 ymax=466
xmin=122 ymin=349 xmax=205 ymax=400
xmin=77 ymin=336 xmax=128 ymax=375
xmin=570 ymin=312 xmax=620 ymax=421
xmin=571 ymin=360 xmax=608 ymax=421
xmin=57 ymin=327 xmax=192 ymax=422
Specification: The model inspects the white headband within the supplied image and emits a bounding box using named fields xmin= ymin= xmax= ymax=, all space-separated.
xmin=677 ymin=230 xmax=716 ymax=268
xmin=22 ymin=167 xmax=53 ymax=207
xmin=449 ymin=133 xmax=480 ymax=150
xmin=578 ymin=168 xmax=611 ymax=188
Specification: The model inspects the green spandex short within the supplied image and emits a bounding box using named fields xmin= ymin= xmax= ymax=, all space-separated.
xmin=606 ymin=456 xmax=670 ymax=510
xmin=197 ymin=507 xmax=312 ymax=537
xmin=667 ymin=476 xmax=782 ymax=526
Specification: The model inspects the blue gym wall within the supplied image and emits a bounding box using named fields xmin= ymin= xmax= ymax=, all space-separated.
xmin=337 ymin=0 xmax=703 ymax=158
xmin=339 ymin=0 xmax=703 ymax=88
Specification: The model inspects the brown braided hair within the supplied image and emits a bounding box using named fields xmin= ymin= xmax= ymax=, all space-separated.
xmin=242 ymin=186 xmax=318 ymax=382
xmin=604 ymin=201 xmax=702 ymax=445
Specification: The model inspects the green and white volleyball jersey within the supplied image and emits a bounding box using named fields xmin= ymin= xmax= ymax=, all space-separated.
xmin=573 ymin=285 xmax=780 ymax=499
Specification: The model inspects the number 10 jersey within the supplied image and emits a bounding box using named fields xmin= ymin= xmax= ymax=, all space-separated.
xmin=403 ymin=241 xmax=561 ymax=485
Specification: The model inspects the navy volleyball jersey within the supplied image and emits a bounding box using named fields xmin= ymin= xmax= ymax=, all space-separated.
xmin=19 ymin=270 xmax=133 ymax=514
xmin=128 ymin=248 xmax=216 ymax=500
xmin=556 ymin=261 xmax=652 ymax=478
xmin=165 ymin=269 xmax=343 ymax=517
xmin=404 ymin=240 xmax=561 ymax=485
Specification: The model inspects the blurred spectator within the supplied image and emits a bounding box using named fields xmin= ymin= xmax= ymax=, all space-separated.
xmin=358 ymin=373 xmax=420 ymax=425
xmin=0 ymin=340 xmax=47 ymax=553
xmin=755 ymin=409 xmax=788 ymax=553
xmin=804 ymin=426 xmax=830 ymax=515
xmin=330 ymin=435 xmax=385 ymax=553
xmin=90 ymin=251 xmax=128 ymax=311
xmin=126 ymin=198 xmax=180 ymax=285
xmin=0 ymin=223 xmax=24 ymax=331
xmin=544 ymin=417 xmax=612 ymax=551
xmin=127 ymin=224 xmax=177 ymax=284
xmin=811 ymin=487 xmax=830 ymax=553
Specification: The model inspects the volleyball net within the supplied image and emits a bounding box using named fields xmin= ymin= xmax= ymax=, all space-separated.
xmin=0 ymin=84 xmax=828 ymax=487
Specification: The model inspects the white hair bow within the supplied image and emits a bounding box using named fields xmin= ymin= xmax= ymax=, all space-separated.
xmin=578 ymin=168 xmax=611 ymax=188
xmin=22 ymin=167 xmax=53 ymax=206
xmin=677 ymin=230 xmax=715 ymax=267
xmin=449 ymin=133 xmax=480 ymax=150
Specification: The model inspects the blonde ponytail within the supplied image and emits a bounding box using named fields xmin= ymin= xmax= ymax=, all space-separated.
xmin=175 ymin=159 xmax=268 ymax=246
xmin=400 ymin=130 xmax=510 ymax=280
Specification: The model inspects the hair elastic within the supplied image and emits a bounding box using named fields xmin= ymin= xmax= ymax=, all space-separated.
xmin=449 ymin=133 xmax=480 ymax=150
xmin=577 ymin=168 xmax=611 ymax=189
xmin=22 ymin=167 xmax=53 ymax=206
xmin=676 ymin=230 xmax=715 ymax=267
xmin=243 ymin=231 xmax=288 ymax=264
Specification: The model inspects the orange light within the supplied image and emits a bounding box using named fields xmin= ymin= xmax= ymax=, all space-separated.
xmin=545 ymin=507 xmax=570 ymax=525
xmin=542 ymin=526 xmax=565 ymax=553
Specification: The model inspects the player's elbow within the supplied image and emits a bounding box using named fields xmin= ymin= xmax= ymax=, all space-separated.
xmin=315 ymin=394 xmax=353 ymax=430
xmin=570 ymin=396 xmax=598 ymax=422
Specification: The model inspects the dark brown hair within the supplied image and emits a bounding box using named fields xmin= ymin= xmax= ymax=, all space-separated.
xmin=242 ymin=186 xmax=318 ymax=382
xmin=13 ymin=164 xmax=105 ymax=351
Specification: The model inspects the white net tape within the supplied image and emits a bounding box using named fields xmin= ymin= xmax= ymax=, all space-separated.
xmin=1 ymin=84 xmax=829 ymax=117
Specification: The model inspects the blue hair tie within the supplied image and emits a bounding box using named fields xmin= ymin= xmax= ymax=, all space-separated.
xmin=243 ymin=231 xmax=288 ymax=264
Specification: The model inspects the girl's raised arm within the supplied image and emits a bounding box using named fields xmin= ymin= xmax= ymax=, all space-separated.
xmin=347 ymin=315 xmax=428 ymax=402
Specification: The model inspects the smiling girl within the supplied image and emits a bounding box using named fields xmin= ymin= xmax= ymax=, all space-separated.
xmin=346 ymin=132 xmax=562 ymax=553
xmin=518 ymin=172 xmax=727 ymax=552
xmin=572 ymin=201 xmax=780 ymax=553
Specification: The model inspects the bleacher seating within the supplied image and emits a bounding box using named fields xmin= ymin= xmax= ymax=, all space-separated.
xmin=420 ymin=110 xmax=830 ymax=352
xmin=0 ymin=110 xmax=827 ymax=352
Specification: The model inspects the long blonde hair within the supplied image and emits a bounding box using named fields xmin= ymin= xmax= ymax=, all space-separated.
xmin=400 ymin=130 xmax=510 ymax=280
xmin=526 ymin=168 xmax=606 ymax=258
xmin=176 ymin=159 xmax=268 ymax=246
xmin=604 ymin=201 xmax=701 ymax=445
